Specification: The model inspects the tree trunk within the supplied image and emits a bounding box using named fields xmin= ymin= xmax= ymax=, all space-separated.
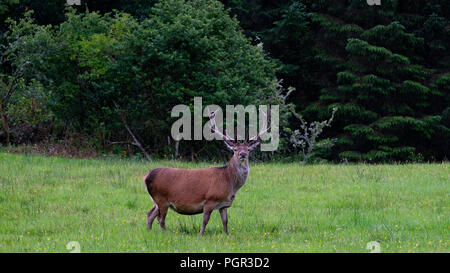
xmin=0 ymin=103 xmax=10 ymax=146
xmin=190 ymin=145 xmax=195 ymax=162
xmin=175 ymin=140 xmax=180 ymax=158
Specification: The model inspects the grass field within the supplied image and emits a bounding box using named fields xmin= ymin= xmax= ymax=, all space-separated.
xmin=0 ymin=152 xmax=448 ymax=252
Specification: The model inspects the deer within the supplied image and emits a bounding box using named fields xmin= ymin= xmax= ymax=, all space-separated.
xmin=143 ymin=107 xmax=271 ymax=235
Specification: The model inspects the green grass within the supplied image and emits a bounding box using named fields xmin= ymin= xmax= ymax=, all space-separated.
xmin=0 ymin=152 xmax=448 ymax=253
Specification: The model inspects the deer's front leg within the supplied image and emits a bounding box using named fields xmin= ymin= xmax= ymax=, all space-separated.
xmin=200 ymin=203 xmax=215 ymax=235
xmin=219 ymin=208 xmax=228 ymax=234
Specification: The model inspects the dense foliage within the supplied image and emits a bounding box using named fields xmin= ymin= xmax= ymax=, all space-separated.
xmin=1 ymin=0 xmax=287 ymax=161
xmin=0 ymin=0 xmax=449 ymax=162
xmin=223 ymin=0 xmax=450 ymax=162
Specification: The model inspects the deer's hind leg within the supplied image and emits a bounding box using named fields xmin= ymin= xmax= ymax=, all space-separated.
xmin=147 ymin=205 xmax=159 ymax=229
xmin=157 ymin=203 xmax=169 ymax=230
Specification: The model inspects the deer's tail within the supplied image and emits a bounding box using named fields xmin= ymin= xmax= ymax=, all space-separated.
xmin=143 ymin=168 xmax=163 ymax=196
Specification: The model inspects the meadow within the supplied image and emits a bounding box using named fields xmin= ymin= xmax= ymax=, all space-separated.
xmin=0 ymin=152 xmax=448 ymax=253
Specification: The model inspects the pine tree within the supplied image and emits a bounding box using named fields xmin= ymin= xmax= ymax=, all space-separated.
xmin=224 ymin=0 xmax=450 ymax=162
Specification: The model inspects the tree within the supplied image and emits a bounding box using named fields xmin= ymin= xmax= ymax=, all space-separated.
xmin=290 ymin=107 xmax=337 ymax=164
xmin=1 ymin=11 xmax=55 ymax=145
xmin=5 ymin=1 xmax=289 ymax=159
xmin=223 ymin=0 xmax=450 ymax=162
xmin=308 ymin=20 xmax=449 ymax=162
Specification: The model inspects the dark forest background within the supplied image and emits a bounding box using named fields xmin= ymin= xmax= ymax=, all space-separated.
xmin=0 ymin=0 xmax=449 ymax=162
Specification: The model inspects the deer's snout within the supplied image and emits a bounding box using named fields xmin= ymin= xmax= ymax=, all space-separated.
xmin=239 ymin=152 xmax=247 ymax=158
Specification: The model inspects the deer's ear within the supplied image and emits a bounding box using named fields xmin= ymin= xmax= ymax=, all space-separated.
xmin=224 ymin=140 xmax=235 ymax=151
xmin=247 ymin=141 xmax=260 ymax=151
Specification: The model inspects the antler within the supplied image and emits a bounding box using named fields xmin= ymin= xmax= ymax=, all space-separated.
xmin=207 ymin=107 xmax=234 ymax=142
xmin=248 ymin=106 xmax=271 ymax=142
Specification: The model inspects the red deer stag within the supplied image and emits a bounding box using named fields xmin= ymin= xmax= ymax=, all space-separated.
xmin=144 ymin=107 xmax=270 ymax=235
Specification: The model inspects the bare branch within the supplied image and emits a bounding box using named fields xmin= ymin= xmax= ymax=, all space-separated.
xmin=113 ymin=101 xmax=151 ymax=161
xmin=2 ymin=68 xmax=22 ymax=107
xmin=108 ymin=141 xmax=133 ymax=145
xmin=290 ymin=107 xmax=338 ymax=164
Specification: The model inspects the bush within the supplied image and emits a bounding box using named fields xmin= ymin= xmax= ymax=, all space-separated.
xmin=4 ymin=1 xmax=289 ymax=159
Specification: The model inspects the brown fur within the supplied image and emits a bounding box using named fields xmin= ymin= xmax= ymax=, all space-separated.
xmin=144 ymin=167 xmax=163 ymax=194
xmin=144 ymin=143 xmax=255 ymax=235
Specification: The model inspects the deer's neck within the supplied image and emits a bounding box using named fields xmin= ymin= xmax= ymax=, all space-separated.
xmin=228 ymin=157 xmax=249 ymax=190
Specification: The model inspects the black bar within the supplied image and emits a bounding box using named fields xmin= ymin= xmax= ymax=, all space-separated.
xmin=0 ymin=253 xmax=447 ymax=272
